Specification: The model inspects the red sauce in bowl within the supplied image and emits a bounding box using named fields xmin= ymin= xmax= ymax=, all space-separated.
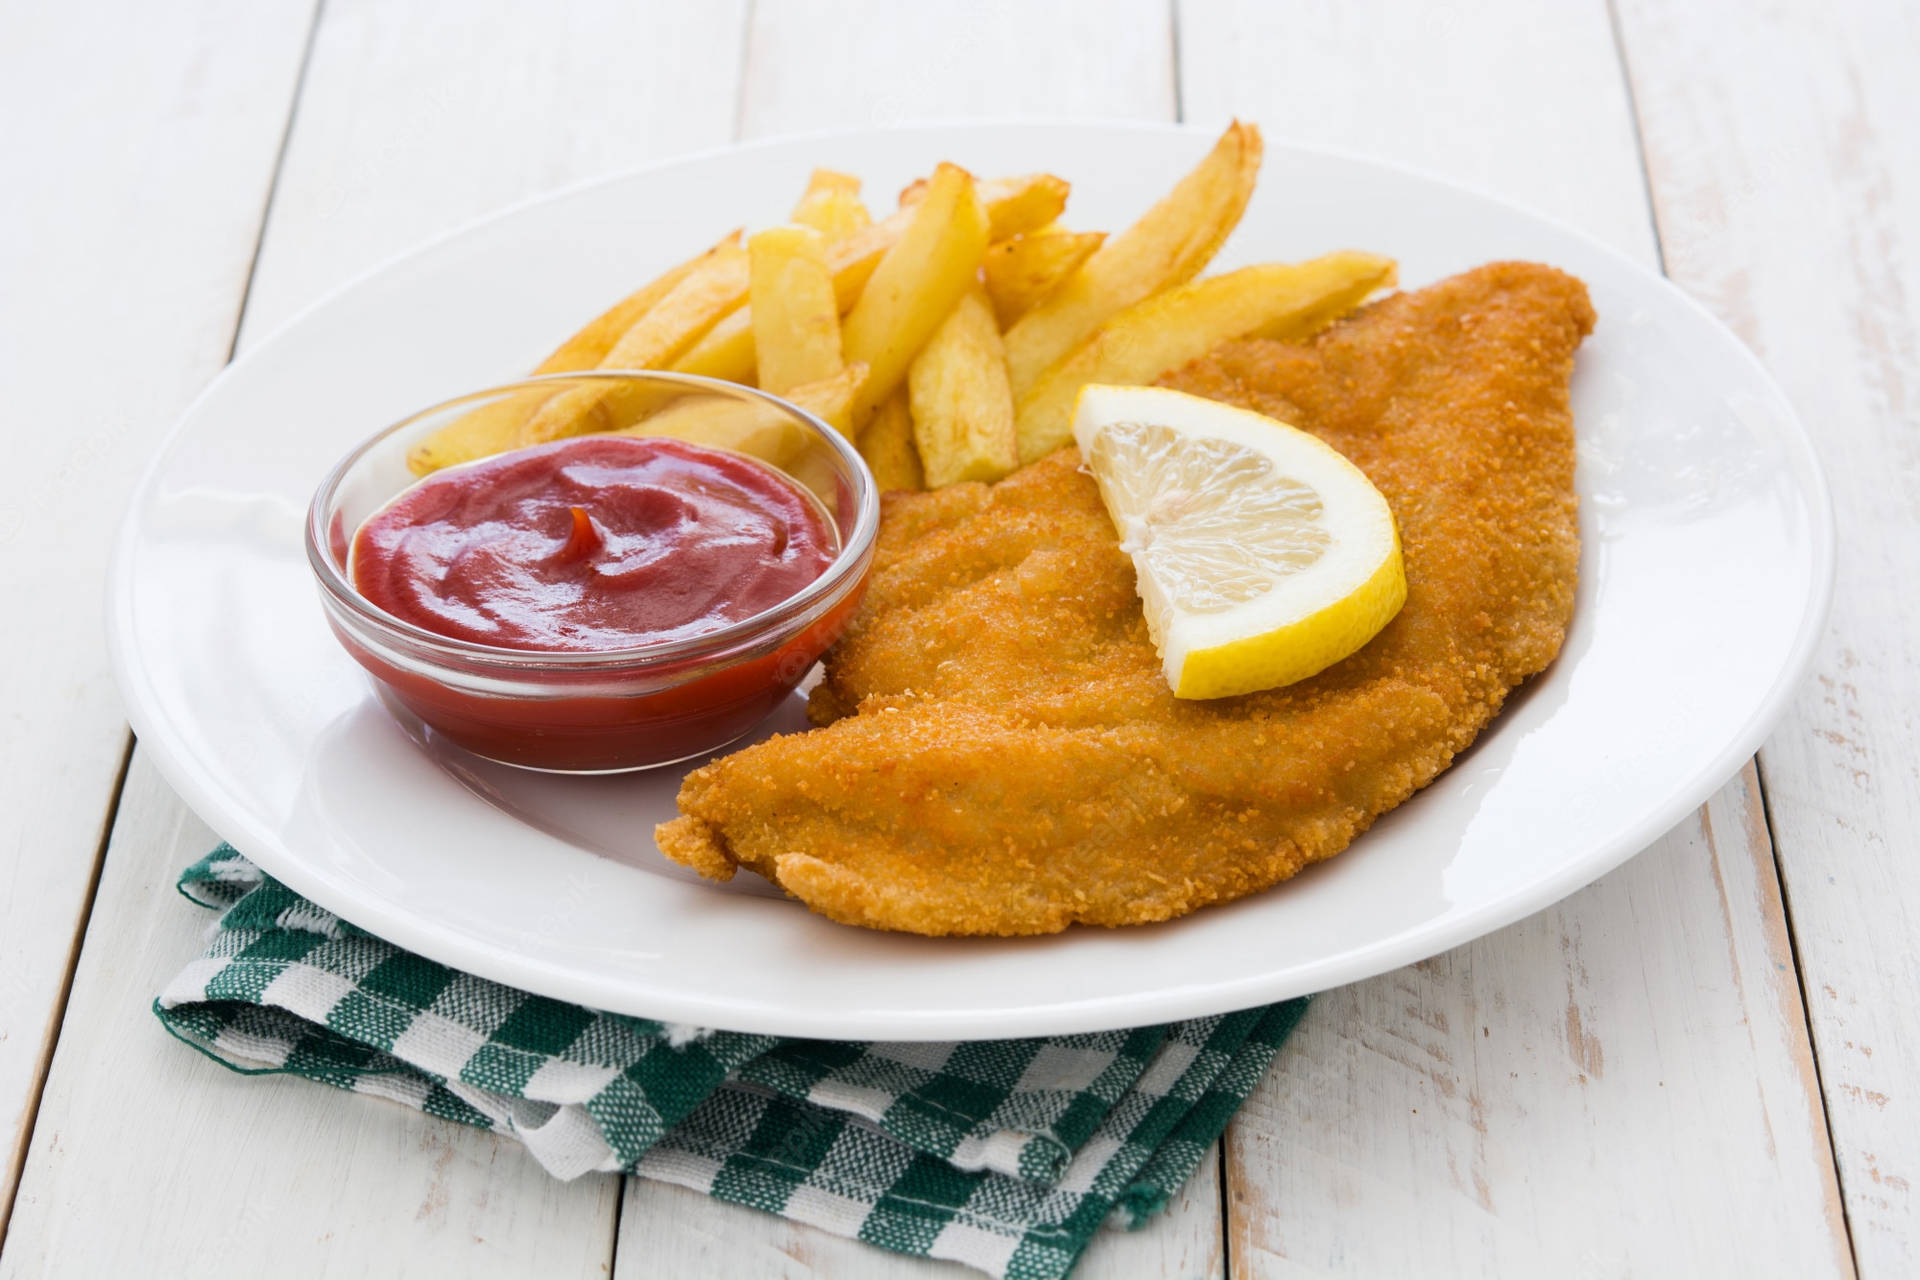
xmin=321 ymin=432 xmax=865 ymax=773
xmin=351 ymin=436 xmax=836 ymax=651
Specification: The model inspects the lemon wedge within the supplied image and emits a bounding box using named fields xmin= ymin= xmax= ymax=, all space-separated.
xmin=1073 ymin=384 xmax=1406 ymax=699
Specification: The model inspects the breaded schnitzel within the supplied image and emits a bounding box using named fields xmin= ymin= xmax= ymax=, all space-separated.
xmin=657 ymin=262 xmax=1595 ymax=935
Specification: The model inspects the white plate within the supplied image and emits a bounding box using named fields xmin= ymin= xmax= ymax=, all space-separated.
xmin=110 ymin=124 xmax=1833 ymax=1039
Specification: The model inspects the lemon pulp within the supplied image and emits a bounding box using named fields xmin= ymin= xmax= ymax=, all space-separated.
xmin=1073 ymin=384 xmax=1406 ymax=699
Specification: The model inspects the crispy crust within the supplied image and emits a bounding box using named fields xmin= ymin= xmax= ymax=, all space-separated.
xmin=659 ymin=263 xmax=1595 ymax=935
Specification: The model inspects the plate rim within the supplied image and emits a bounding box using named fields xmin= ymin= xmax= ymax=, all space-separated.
xmin=108 ymin=120 xmax=1837 ymax=1037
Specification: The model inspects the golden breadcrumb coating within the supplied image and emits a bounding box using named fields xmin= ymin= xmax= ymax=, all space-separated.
xmin=657 ymin=262 xmax=1595 ymax=935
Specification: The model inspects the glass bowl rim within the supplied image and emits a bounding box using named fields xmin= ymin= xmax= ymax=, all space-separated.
xmin=305 ymin=370 xmax=881 ymax=672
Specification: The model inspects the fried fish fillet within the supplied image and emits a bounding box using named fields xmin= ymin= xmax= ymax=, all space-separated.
xmin=658 ymin=262 xmax=1595 ymax=935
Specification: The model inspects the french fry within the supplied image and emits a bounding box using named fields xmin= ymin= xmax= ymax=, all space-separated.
xmin=784 ymin=361 xmax=865 ymax=438
xmin=670 ymin=174 xmax=1070 ymax=388
xmin=982 ymin=227 xmax=1106 ymax=328
xmin=1013 ymin=252 xmax=1397 ymax=462
xmin=539 ymin=233 xmax=738 ymax=371
xmin=406 ymin=233 xmax=737 ymax=474
xmin=907 ymin=284 xmax=1017 ymax=487
xmin=749 ymin=225 xmax=844 ymax=397
xmin=900 ymin=173 xmax=1070 ymax=242
xmin=591 ymin=240 xmax=750 ymax=370
xmin=671 ymin=225 xmax=886 ymax=388
xmin=790 ymin=169 xmax=871 ymax=239
xmin=404 ymin=390 xmax=553 ymax=477
xmin=520 ymin=239 xmax=752 ymax=443
xmin=672 ymin=223 xmax=880 ymax=387
xmin=669 ymin=222 xmax=891 ymax=387
xmin=624 ymin=363 xmax=867 ymax=466
xmin=830 ymin=174 xmax=1066 ymax=314
xmin=857 ymin=389 xmax=924 ymax=492
xmin=819 ymin=217 xmax=917 ymax=313
xmin=1003 ymin=121 xmax=1263 ymax=396
xmin=671 ymin=308 xmax=756 ymax=384
xmin=1240 ymin=255 xmax=1398 ymax=340
xmin=841 ymin=163 xmax=990 ymax=428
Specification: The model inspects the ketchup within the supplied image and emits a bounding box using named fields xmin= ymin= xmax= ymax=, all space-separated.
xmin=351 ymin=436 xmax=836 ymax=652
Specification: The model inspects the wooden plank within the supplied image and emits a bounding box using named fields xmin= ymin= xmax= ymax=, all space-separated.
xmin=1226 ymin=770 xmax=1849 ymax=1275
xmin=0 ymin=755 xmax=622 ymax=1279
xmin=237 ymin=0 xmax=749 ymax=340
xmin=620 ymin=1145 xmax=1223 ymax=1279
xmin=1178 ymin=1 xmax=1852 ymax=1273
xmin=1178 ymin=0 xmax=1656 ymax=258
xmin=0 ymin=0 xmax=316 ymax=1228
xmin=612 ymin=3 xmax=1221 ymax=1274
xmin=6 ymin=0 xmax=750 ymax=1269
xmin=738 ymin=0 xmax=1175 ymax=136
xmin=1613 ymin=0 xmax=1919 ymax=1271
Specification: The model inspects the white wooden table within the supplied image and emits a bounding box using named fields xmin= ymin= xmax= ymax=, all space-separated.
xmin=1 ymin=1 xmax=1911 ymax=1274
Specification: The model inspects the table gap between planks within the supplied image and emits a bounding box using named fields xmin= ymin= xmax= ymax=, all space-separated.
xmin=0 ymin=0 xmax=1907 ymax=1275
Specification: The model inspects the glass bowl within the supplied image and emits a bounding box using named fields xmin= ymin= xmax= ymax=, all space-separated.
xmin=306 ymin=371 xmax=879 ymax=773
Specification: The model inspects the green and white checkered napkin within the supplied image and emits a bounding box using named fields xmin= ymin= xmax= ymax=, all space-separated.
xmin=157 ymin=847 xmax=1306 ymax=1279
